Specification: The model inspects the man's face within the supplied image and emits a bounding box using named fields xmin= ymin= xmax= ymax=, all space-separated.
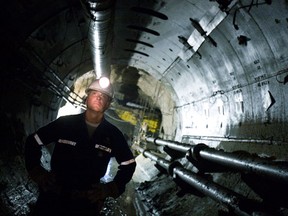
xmin=86 ymin=90 xmax=111 ymax=113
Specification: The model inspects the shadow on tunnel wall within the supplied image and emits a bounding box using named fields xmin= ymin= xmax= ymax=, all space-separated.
xmin=114 ymin=66 xmax=140 ymax=105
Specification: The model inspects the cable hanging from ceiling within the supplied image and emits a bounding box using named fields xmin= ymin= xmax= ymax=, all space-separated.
xmin=22 ymin=46 xmax=85 ymax=109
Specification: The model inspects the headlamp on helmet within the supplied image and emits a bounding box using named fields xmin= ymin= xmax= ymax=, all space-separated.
xmin=86 ymin=77 xmax=114 ymax=98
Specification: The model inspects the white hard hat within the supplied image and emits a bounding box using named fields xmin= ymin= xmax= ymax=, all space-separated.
xmin=86 ymin=77 xmax=114 ymax=98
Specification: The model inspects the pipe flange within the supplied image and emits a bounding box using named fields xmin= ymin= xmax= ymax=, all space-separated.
xmin=153 ymin=137 xmax=159 ymax=145
xmin=168 ymin=161 xmax=182 ymax=177
xmin=192 ymin=143 xmax=209 ymax=161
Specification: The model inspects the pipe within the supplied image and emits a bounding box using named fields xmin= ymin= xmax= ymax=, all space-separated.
xmin=81 ymin=0 xmax=115 ymax=78
xmin=137 ymin=146 xmax=256 ymax=216
xmin=145 ymin=137 xmax=288 ymax=184
xmin=146 ymin=137 xmax=192 ymax=152
xmin=134 ymin=145 xmax=170 ymax=169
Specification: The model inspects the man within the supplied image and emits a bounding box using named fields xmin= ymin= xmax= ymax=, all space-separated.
xmin=25 ymin=78 xmax=136 ymax=216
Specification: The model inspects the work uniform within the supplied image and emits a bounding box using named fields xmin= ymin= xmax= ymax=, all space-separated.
xmin=25 ymin=113 xmax=136 ymax=216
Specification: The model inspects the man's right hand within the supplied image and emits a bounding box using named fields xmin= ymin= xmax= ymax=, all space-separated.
xmin=87 ymin=181 xmax=119 ymax=204
xmin=28 ymin=166 xmax=60 ymax=193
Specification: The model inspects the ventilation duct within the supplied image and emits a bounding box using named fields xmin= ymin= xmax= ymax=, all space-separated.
xmin=81 ymin=0 xmax=115 ymax=78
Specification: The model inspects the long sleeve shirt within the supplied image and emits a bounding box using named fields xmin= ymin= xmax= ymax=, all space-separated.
xmin=25 ymin=113 xmax=136 ymax=194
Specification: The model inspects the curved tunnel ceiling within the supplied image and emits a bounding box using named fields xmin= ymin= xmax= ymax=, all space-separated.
xmin=3 ymin=0 xmax=287 ymax=141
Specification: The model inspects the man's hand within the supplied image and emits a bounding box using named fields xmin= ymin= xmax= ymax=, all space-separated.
xmin=87 ymin=181 xmax=119 ymax=204
xmin=28 ymin=166 xmax=59 ymax=193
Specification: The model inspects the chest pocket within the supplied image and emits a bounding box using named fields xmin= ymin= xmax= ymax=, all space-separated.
xmin=94 ymin=136 xmax=113 ymax=157
xmin=95 ymin=144 xmax=112 ymax=157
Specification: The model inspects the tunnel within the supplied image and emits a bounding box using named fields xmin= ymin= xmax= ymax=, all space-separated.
xmin=1 ymin=0 xmax=288 ymax=215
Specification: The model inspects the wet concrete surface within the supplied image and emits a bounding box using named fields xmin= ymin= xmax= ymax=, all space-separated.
xmin=0 ymin=155 xmax=139 ymax=216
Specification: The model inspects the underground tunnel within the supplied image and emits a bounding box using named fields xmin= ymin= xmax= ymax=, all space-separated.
xmin=1 ymin=0 xmax=288 ymax=215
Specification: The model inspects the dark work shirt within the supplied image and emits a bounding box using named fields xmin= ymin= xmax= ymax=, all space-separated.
xmin=25 ymin=113 xmax=136 ymax=193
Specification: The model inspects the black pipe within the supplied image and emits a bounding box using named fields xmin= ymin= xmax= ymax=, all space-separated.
xmin=146 ymin=137 xmax=192 ymax=152
xmin=137 ymin=146 xmax=258 ymax=216
xmin=196 ymin=145 xmax=288 ymax=183
xmin=145 ymin=137 xmax=288 ymax=184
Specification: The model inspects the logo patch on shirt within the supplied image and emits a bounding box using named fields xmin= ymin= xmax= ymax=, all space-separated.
xmin=58 ymin=139 xmax=76 ymax=146
xmin=95 ymin=144 xmax=112 ymax=153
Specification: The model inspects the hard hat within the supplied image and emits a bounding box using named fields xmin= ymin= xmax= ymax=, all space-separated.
xmin=86 ymin=77 xmax=114 ymax=98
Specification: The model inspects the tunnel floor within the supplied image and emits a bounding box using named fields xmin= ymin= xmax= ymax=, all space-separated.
xmin=0 ymin=153 xmax=221 ymax=216
xmin=1 ymin=152 xmax=288 ymax=216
